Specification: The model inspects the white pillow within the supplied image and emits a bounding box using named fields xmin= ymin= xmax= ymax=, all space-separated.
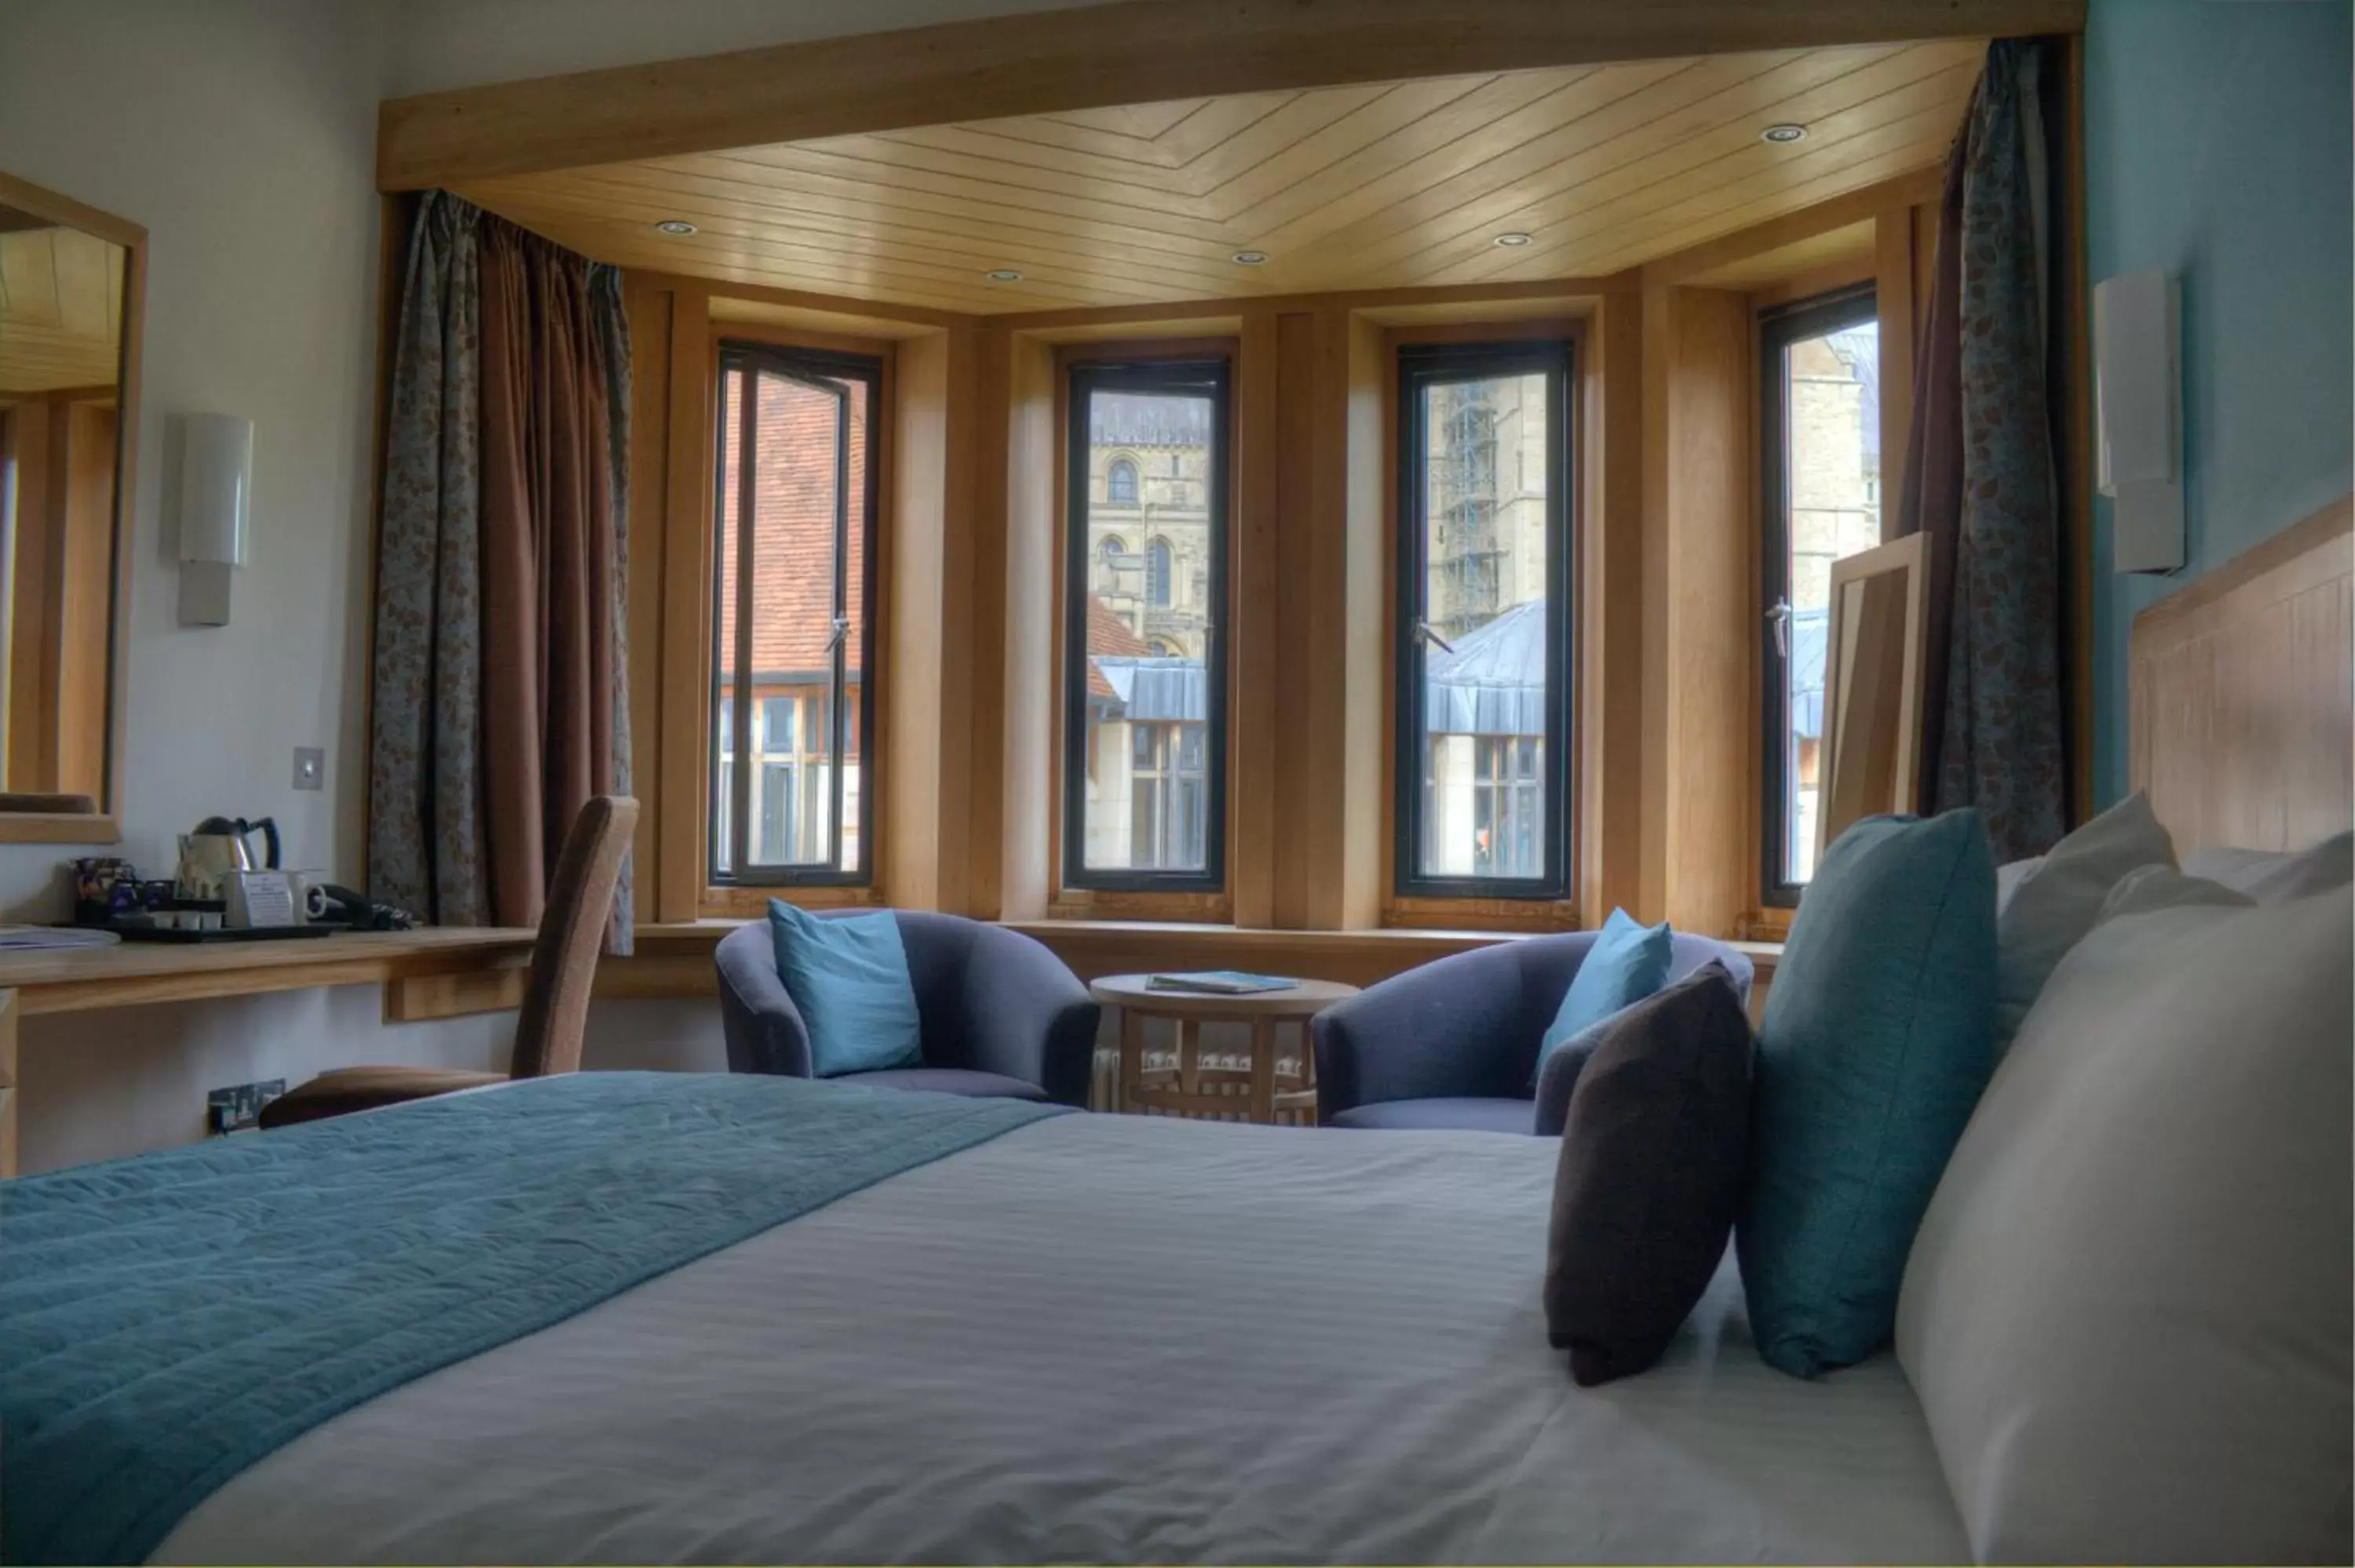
xmin=1897 ymin=891 xmax=2353 ymax=1564
xmin=2096 ymin=862 xmax=2255 ymax=922
xmin=1993 ymin=855 xmax=2043 ymax=914
xmin=1993 ymin=792 xmax=2174 ymax=1045
xmin=2184 ymin=830 xmax=2354 ymax=905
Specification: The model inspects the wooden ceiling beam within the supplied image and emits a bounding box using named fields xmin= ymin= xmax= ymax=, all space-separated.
xmin=1638 ymin=163 xmax=1945 ymax=288
xmin=377 ymin=0 xmax=2086 ymax=192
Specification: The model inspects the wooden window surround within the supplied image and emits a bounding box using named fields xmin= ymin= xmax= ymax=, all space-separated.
xmin=1379 ymin=318 xmax=1587 ymax=934
xmin=629 ymin=294 xmax=904 ymax=922
xmin=602 ymin=167 xmax=2085 ymax=961
xmin=1757 ymin=283 xmax=1879 ymax=911
xmin=1046 ymin=337 xmax=1240 ymax=924
xmin=709 ymin=339 xmax=883 ymax=893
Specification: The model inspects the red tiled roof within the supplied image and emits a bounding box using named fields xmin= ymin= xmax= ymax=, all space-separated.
xmin=715 ymin=369 xmax=870 ymax=677
xmin=1085 ymin=593 xmax=1148 ymax=700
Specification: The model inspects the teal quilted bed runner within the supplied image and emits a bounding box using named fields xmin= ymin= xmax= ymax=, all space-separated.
xmin=0 ymin=1071 xmax=1062 ymax=1564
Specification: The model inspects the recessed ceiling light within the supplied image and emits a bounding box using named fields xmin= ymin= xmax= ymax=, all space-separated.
xmin=1493 ymin=232 xmax=1534 ymax=247
xmin=985 ymin=268 xmax=1024 ymax=283
xmin=1761 ymin=123 xmax=1809 ymax=145
xmin=653 ymin=220 xmax=698 ymax=235
xmin=1231 ymin=250 xmax=1270 ymax=266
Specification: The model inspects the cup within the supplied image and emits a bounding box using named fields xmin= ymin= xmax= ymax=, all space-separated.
xmin=286 ymin=870 xmax=331 ymax=923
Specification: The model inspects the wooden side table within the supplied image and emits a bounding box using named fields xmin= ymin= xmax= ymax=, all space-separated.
xmin=1088 ymin=975 xmax=1360 ymax=1126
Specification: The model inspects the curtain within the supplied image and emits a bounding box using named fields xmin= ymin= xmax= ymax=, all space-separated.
xmin=1895 ymin=38 xmax=2069 ymax=862
xmin=369 ymin=192 xmax=633 ymax=950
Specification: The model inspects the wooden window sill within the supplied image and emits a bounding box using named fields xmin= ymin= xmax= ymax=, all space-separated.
xmin=615 ymin=917 xmax=1780 ymax=1001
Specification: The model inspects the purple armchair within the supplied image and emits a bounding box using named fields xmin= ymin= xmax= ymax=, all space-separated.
xmin=715 ymin=912 xmax=1098 ymax=1107
xmin=1311 ymin=931 xmax=1753 ymax=1134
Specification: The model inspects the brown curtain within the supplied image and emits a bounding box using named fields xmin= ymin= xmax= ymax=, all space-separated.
xmin=477 ymin=224 xmax=622 ymax=930
xmin=1893 ymin=39 xmax=2070 ymax=860
xmin=369 ymin=192 xmax=631 ymax=948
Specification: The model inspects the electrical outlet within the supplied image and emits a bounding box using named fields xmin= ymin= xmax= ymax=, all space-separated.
xmin=206 ymin=1078 xmax=285 ymax=1136
xmin=293 ymin=747 xmax=325 ymax=790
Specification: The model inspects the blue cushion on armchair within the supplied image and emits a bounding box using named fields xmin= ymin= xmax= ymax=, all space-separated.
xmin=1736 ymin=808 xmax=1998 ymax=1379
xmin=766 ymin=900 xmax=923 ymax=1077
xmin=1533 ymin=907 xmax=1671 ymax=1083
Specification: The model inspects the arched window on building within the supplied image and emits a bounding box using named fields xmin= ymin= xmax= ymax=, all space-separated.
xmin=1107 ymin=459 xmax=1138 ymax=505
xmin=1146 ymin=538 xmax=1173 ymax=607
xmin=1097 ymin=534 xmax=1127 ymax=565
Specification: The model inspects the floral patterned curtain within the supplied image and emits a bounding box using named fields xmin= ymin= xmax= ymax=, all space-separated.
xmin=1897 ymin=39 xmax=2070 ymax=862
xmin=368 ymin=191 xmax=633 ymax=950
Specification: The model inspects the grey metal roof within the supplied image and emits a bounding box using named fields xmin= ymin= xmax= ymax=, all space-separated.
xmin=1425 ymin=599 xmax=1548 ymax=736
xmin=1093 ymin=657 xmax=1208 ymax=723
xmin=1791 ymin=605 xmax=1827 ymax=740
xmin=1085 ymin=597 xmax=1827 ymax=740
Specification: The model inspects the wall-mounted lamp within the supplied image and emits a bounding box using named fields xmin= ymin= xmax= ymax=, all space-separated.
xmin=178 ymin=413 xmax=251 ymax=625
xmin=2094 ymin=269 xmax=2184 ymax=573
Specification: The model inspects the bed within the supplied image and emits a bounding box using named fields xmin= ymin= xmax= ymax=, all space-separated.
xmin=5 ymin=505 xmax=2349 ymax=1568
xmin=162 ymin=1103 xmax=1968 ymax=1566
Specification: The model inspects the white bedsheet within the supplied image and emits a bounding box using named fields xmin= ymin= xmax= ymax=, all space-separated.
xmin=155 ymin=1112 xmax=1966 ymax=1565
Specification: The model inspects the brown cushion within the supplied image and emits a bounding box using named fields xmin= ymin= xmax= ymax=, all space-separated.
xmin=257 ymin=1066 xmax=509 ymax=1129
xmin=1545 ymin=960 xmax=1754 ymax=1386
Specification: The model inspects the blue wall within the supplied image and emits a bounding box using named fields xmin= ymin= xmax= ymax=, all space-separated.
xmin=2085 ymin=0 xmax=2352 ymax=803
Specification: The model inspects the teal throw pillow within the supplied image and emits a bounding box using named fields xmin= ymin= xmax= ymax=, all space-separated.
xmin=1535 ymin=907 xmax=1673 ymax=1085
xmin=766 ymin=900 xmax=924 ymax=1078
xmin=1737 ymin=808 xmax=1998 ymax=1378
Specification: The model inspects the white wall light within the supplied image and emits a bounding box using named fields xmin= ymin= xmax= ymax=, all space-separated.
xmin=2093 ymin=269 xmax=2185 ymax=573
xmin=178 ymin=413 xmax=252 ymax=625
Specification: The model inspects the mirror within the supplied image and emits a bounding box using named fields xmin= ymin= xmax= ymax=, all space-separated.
xmin=0 ymin=173 xmax=141 ymax=834
xmin=1816 ymin=530 xmax=1929 ymax=860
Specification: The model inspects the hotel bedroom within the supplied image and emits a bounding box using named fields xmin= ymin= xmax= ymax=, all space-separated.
xmin=0 ymin=1 xmax=2349 ymax=1563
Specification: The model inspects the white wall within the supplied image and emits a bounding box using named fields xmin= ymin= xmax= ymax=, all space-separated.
xmin=0 ymin=0 xmax=391 ymax=914
xmin=0 ymin=2 xmax=491 ymax=1174
xmin=0 ymin=0 xmax=1082 ymax=1172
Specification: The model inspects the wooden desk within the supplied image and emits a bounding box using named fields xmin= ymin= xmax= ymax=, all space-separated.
xmin=0 ymin=928 xmax=537 ymax=1176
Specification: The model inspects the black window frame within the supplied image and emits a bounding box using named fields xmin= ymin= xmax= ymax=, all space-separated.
xmin=1393 ymin=338 xmax=1574 ymax=902
xmin=1061 ymin=357 xmax=1230 ymax=895
xmin=1758 ymin=283 xmax=1877 ymax=907
xmin=707 ymin=339 xmax=882 ymax=889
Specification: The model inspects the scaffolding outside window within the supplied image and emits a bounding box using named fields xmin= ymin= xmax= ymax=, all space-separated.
xmin=1396 ymin=340 xmax=1572 ymax=899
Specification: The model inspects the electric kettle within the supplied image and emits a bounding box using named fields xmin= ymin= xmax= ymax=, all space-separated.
xmin=176 ymin=815 xmax=281 ymax=899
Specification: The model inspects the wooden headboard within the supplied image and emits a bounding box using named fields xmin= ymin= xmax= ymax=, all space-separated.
xmin=2130 ymin=496 xmax=2353 ymax=857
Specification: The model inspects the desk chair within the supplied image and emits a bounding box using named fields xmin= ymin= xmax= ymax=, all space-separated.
xmin=257 ymin=796 xmax=637 ymax=1129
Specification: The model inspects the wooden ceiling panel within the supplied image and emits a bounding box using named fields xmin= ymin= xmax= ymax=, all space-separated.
xmin=458 ymin=39 xmax=1984 ymax=315
xmin=0 ymin=227 xmax=123 ymax=392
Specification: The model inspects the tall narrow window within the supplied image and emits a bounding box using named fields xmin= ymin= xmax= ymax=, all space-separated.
xmin=1145 ymin=538 xmax=1173 ymax=607
xmin=710 ymin=342 xmax=880 ymax=885
xmin=1064 ymin=359 xmax=1227 ymax=892
xmin=1107 ymin=458 xmax=1137 ymax=505
xmin=1396 ymin=341 xmax=1572 ymax=899
xmin=1761 ymin=286 xmax=1878 ymax=903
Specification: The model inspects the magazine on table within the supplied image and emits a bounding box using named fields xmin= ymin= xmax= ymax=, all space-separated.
xmin=1144 ymin=970 xmax=1294 ymax=995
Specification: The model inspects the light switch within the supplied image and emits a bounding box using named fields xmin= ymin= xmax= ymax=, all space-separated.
xmin=293 ymin=747 xmax=324 ymax=790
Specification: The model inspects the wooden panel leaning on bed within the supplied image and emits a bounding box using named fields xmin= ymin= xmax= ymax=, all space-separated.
xmin=2130 ymin=494 xmax=2353 ymax=856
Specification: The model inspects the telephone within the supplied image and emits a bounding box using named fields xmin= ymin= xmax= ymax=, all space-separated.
xmin=317 ymin=884 xmax=418 ymax=932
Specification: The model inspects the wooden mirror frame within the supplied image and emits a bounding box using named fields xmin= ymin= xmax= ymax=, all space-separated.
xmin=1814 ymin=530 xmax=1929 ymax=859
xmin=0 ymin=171 xmax=144 ymax=844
